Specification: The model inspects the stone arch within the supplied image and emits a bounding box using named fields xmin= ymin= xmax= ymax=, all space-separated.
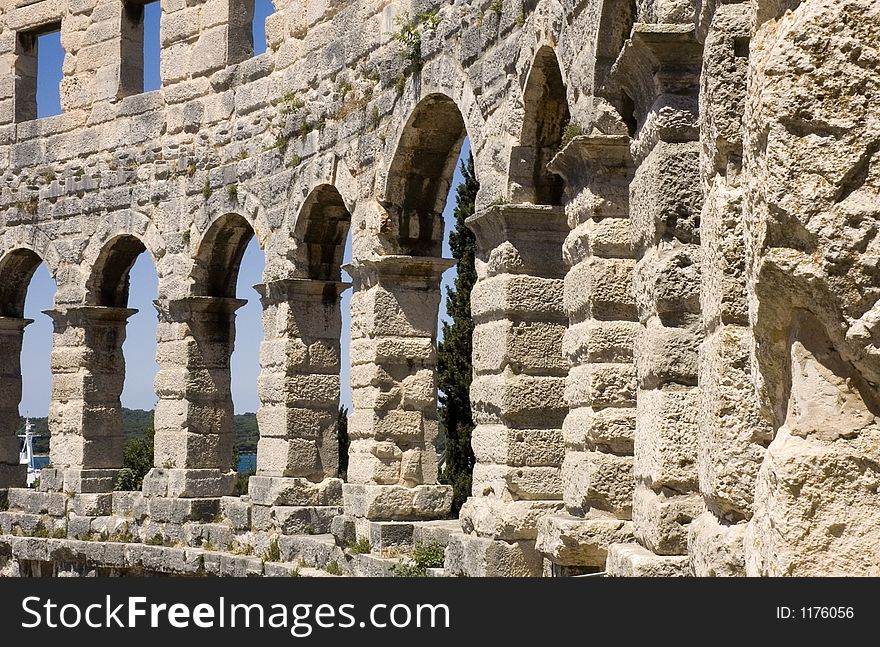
xmin=0 ymin=248 xmax=47 ymax=318
xmin=192 ymin=212 xmax=259 ymax=298
xmin=379 ymin=92 xmax=468 ymax=256
xmin=86 ymin=234 xmax=151 ymax=308
xmin=509 ymin=45 xmax=570 ymax=205
xmin=593 ymin=0 xmax=638 ymax=137
xmin=292 ymin=184 xmax=353 ymax=281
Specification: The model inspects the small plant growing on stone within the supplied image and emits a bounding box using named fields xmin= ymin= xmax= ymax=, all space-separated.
xmin=203 ymin=540 xmax=217 ymax=552
xmin=231 ymin=540 xmax=254 ymax=556
xmin=32 ymin=526 xmax=50 ymax=539
xmin=412 ymin=541 xmax=445 ymax=568
xmin=0 ymin=498 xmax=8 ymax=512
xmin=51 ymin=528 xmax=67 ymax=539
xmin=201 ymin=180 xmax=212 ymax=200
xmin=279 ymin=91 xmax=305 ymax=113
xmin=272 ymin=134 xmax=289 ymax=153
xmin=370 ymin=107 xmax=380 ymax=131
xmin=393 ymin=75 xmax=406 ymax=96
xmin=14 ymin=197 xmax=39 ymax=216
xmin=390 ymin=560 xmax=429 ymax=577
xmin=349 ymin=537 xmax=372 ymax=554
xmin=417 ymin=9 xmax=441 ymax=30
xmin=39 ymin=167 xmax=56 ymax=183
xmin=298 ymin=558 xmax=310 ymax=568
xmin=323 ymin=560 xmax=343 ymax=575
xmin=146 ymin=534 xmax=166 ymax=546
xmin=490 ymin=0 xmax=504 ymax=14
xmin=287 ymin=154 xmax=303 ymax=169
xmin=516 ymin=1 xmax=527 ymax=26
xmin=226 ymin=183 xmax=239 ymax=202
xmin=162 ymin=459 xmax=176 ymax=469
xmin=264 ymin=537 xmax=282 ymax=562
xmin=186 ymin=161 xmax=197 ymax=177
xmin=560 ymin=121 xmax=584 ymax=147
xmin=390 ymin=14 xmax=423 ymax=72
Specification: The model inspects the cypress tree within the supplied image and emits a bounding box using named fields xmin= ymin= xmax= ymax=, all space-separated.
xmin=337 ymin=405 xmax=349 ymax=480
xmin=438 ymin=153 xmax=479 ymax=514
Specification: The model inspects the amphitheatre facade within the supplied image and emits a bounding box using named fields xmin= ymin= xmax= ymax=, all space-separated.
xmin=0 ymin=0 xmax=878 ymax=577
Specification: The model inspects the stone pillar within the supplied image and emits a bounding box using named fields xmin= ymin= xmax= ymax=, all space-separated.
xmin=39 ymin=306 xmax=136 ymax=494
xmin=447 ymin=204 xmax=568 ymax=577
xmin=0 ymin=317 xmax=31 ymax=488
xmin=344 ymin=255 xmax=453 ymax=521
xmin=605 ymin=25 xmax=705 ymax=576
xmin=143 ymin=297 xmax=244 ymax=498
xmin=536 ymin=135 xmax=639 ymax=574
xmin=689 ymin=3 xmax=770 ymax=576
xmin=247 ymin=278 xmax=345 ymax=510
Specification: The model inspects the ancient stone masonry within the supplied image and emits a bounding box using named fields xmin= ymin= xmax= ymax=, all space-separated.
xmin=1 ymin=0 xmax=879 ymax=577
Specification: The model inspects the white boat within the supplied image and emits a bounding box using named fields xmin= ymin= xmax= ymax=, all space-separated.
xmin=17 ymin=418 xmax=43 ymax=488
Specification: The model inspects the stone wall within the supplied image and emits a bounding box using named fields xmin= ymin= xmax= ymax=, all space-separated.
xmin=0 ymin=0 xmax=877 ymax=577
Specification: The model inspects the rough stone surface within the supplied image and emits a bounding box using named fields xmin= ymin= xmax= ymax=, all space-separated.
xmin=0 ymin=0 xmax=875 ymax=578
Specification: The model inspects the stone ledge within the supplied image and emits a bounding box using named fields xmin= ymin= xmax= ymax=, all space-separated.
xmin=342 ymin=483 xmax=452 ymax=521
xmin=536 ymin=513 xmax=634 ymax=567
xmin=605 ymin=543 xmax=691 ymax=577
xmin=247 ymin=476 xmax=343 ymax=506
xmin=444 ymin=532 xmax=543 ymax=577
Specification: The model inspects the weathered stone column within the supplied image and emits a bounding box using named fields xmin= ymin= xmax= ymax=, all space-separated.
xmin=0 ymin=317 xmax=31 ymax=488
xmin=688 ymin=3 xmax=770 ymax=576
xmin=247 ymin=279 xmax=344 ymax=520
xmin=344 ymin=256 xmax=453 ymax=521
xmin=143 ymin=297 xmax=244 ymax=498
xmin=536 ymin=135 xmax=639 ymax=574
xmin=38 ymin=306 xmax=136 ymax=494
xmin=605 ymin=25 xmax=706 ymax=576
xmin=446 ymin=204 xmax=568 ymax=577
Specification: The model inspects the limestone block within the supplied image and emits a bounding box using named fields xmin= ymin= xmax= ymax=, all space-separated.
xmin=472 ymin=320 xmax=567 ymax=374
xmin=565 ymin=363 xmax=636 ymax=409
xmin=69 ymin=493 xmax=112 ymax=517
xmin=688 ymin=512 xmax=745 ymax=577
xmin=635 ymin=324 xmax=699 ymax=387
xmin=470 ymin=275 xmax=565 ymax=321
xmin=698 ymin=325 xmax=770 ymax=518
xmin=632 ymin=488 xmax=704 ymax=556
xmin=220 ymin=496 xmax=252 ymax=529
xmin=146 ymin=497 xmax=219 ymax=524
xmin=562 ymin=406 xmax=635 ymax=454
xmin=459 ymin=497 xmax=563 ymax=541
xmin=470 ymin=374 xmax=567 ymax=428
xmin=634 ymin=388 xmax=699 ymax=491
xmin=342 ymin=483 xmax=452 ymax=521
xmin=563 ymin=319 xmax=638 ymax=366
xmin=247 ymin=476 xmax=343 ymax=506
xmin=471 ymin=464 xmax=562 ymax=501
xmin=536 ymin=513 xmax=634 ymax=567
xmin=142 ymin=468 xmax=235 ymax=498
xmin=444 ymin=533 xmax=543 ymax=577
xmin=270 ymin=505 xmax=342 ymax=535
xmin=111 ymin=491 xmax=147 ymax=520
xmin=564 ymin=257 xmax=636 ymax=321
xmin=606 ymin=543 xmax=691 ymax=577
xmin=471 ymin=425 xmax=565 ymax=467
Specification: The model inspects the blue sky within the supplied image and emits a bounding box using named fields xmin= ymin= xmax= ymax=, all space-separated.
xmin=21 ymin=0 xmax=465 ymax=417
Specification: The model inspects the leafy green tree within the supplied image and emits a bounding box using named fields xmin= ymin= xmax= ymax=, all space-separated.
xmin=337 ymin=405 xmax=349 ymax=480
xmin=114 ymin=428 xmax=154 ymax=491
xmin=438 ymin=153 xmax=479 ymax=514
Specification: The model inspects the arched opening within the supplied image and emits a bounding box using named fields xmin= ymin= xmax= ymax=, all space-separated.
xmin=230 ymin=235 xmax=264 ymax=479
xmin=381 ymin=93 xmax=467 ymax=257
xmin=594 ymin=0 xmax=638 ymax=137
xmin=193 ymin=213 xmax=256 ymax=298
xmin=191 ymin=213 xmax=260 ymax=482
xmin=78 ymin=234 xmax=160 ymax=490
xmin=344 ymin=93 xmax=470 ymax=515
xmin=510 ymin=46 xmax=570 ymax=205
xmin=251 ymin=184 xmax=352 ymax=484
xmin=595 ymin=0 xmax=637 ymax=87
xmin=0 ymin=249 xmax=55 ymax=487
